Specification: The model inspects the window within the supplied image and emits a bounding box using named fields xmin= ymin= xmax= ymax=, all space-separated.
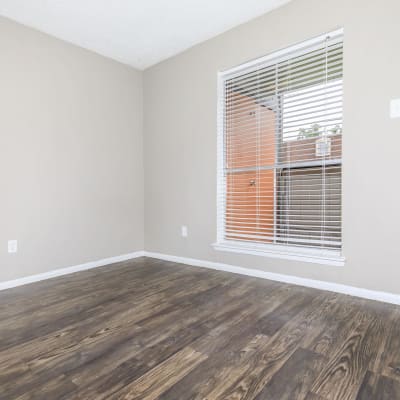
xmin=215 ymin=30 xmax=344 ymax=265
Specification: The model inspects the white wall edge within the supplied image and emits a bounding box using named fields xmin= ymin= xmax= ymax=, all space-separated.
xmin=0 ymin=251 xmax=145 ymax=291
xmin=144 ymin=251 xmax=400 ymax=306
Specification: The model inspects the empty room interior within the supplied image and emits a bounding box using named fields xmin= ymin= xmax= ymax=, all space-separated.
xmin=1 ymin=0 xmax=400 ymax=398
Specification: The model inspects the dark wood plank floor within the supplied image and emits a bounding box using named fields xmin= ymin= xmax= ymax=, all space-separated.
xmin=1 ymin=257 xmax=400 ymax=399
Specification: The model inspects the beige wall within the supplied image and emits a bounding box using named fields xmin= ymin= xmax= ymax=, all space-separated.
xmin=0 ymin=17 xmax=143 ymax=281
xmin=144 ymin=0 xmax=400 ymax=294
xmin=2 ymin=0 xmax=400 ymax=294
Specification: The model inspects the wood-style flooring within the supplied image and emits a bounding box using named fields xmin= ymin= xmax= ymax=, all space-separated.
xmin=0 ymin=257 xmax=400 ymax=399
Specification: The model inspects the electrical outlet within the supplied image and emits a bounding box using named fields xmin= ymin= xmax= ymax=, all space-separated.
xmin=181 ymin=226 xmax=188 ymax=237
xmin=390 ymin=98 xmax=400 ymax=119
xmin=8 ymin=240 xmax=18 ymax=253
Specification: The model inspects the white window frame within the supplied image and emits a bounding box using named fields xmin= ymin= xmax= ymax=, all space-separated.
xmin=213 ymin=29 xmax=345 ymax=267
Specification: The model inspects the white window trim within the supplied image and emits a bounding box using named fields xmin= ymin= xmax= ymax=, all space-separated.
xmin=214 ymin=28 xmax=345 ymax=267
xmin=212 ymin=241 xmax=345 ymax=267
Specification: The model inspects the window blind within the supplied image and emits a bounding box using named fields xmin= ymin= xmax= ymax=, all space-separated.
xmin=217 ymin=31 xmax=343 ymax=256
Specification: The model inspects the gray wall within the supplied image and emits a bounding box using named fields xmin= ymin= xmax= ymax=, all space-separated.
xmin=144 ymin=0 xmax=400 ymax=294
xmin=0 ymin=17 xmax=144 ymax=281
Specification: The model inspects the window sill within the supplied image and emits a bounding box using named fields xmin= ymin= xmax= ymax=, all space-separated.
xmin=212 ymin=241 xmax=345 ymax=267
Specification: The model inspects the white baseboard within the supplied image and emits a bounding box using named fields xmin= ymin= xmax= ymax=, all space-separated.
xmin=2 ymin=249 xmax=399 ymax=306
xmin=144 ymin=251 xmax=400 ymax=306
xmin=0 ymin=251 xmax=145 ymax=291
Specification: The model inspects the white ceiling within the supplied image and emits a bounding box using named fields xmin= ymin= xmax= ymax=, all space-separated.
xmin=0 ymin=0 xmax=291 ymax=70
